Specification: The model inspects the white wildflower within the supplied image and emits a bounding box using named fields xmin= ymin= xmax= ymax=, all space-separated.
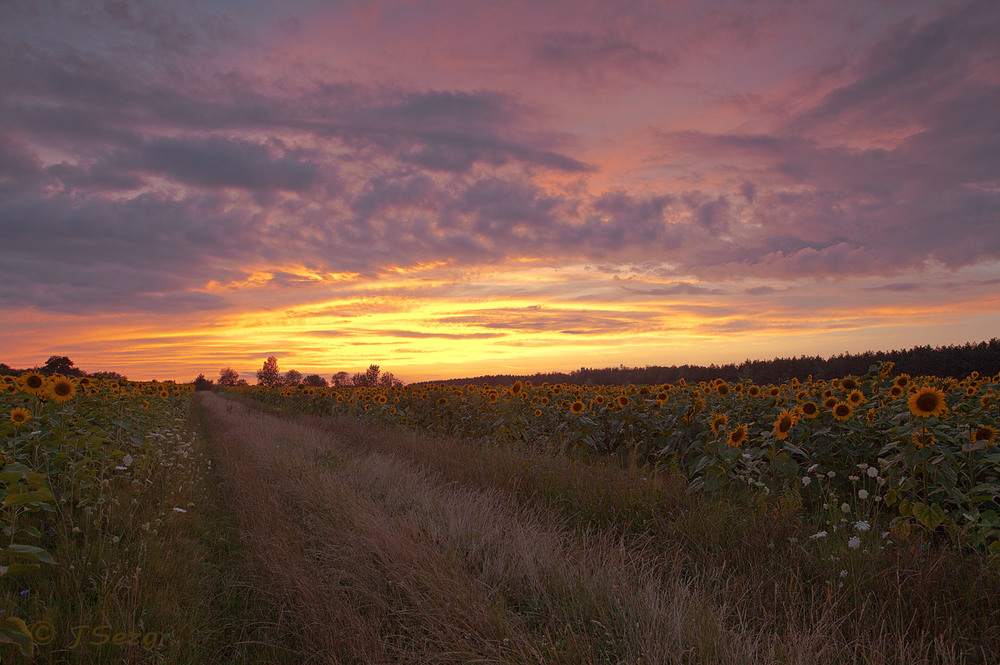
xmin=867 ymin=467 xmax=878 ymax=478
xmin=802 ymin=476 xmax=812 ymax=486
xmin=858 ymin=489 xmax=869 ymax=500
xmin=855 ymin=521 xmax=870 ymax=532
xmin=172 ymin=507 xmax=187 ymax=514
xmin=810 ymin=531 xmax=828 ymax=539
xmin=841 ymin=503 xmax=852 ymax=514
xmin=848 ymin=536 xmax=861 ymax=548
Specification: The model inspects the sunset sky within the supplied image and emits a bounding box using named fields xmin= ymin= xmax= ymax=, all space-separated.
xmin=2 ymin=0 xmax=998 ymax=383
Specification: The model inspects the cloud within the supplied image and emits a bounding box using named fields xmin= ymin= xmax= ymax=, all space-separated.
xmin=438 ymin=306 xmax=664 ymax=336
xmin=527 ymin=29 xmax=673 ymax=86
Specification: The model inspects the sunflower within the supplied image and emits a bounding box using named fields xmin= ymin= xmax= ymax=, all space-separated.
xmin=823 ymin=396 xmax=838 ymax=409
xmin=841 ymin=377 xmax=859 ymax=391
xmin=9 ymin=407 xmax=31 ymax=425
xmin=18 ymin=371 xmax=47 ymax=395
xmin=570 ymin=400 xmax=585 ymax=414
xmin=709 ymin=413 xmax=728 ymax=435
xmin=592 ymin=394 xmax=606 ymax=406
xmin=800 ymin=401 xmax=819 ymax=419
xmin=50 ymin=376 xmax=77 ymax=403
xmin=747 ymin=385 xmax=761 ymax=397
xmin=911 ymin=430 xmax=935 ymax=449
xmin=831 ymin=402 xmax=853 ymax=421
xmin=772 ymin=410 xmax=797 ymax=440
xmin=908 ymin=387 xmax=946 ymax=418
xmin=715 ymin=382 xmax=730 ymax=396
xmin=847 ymin=389 xmax=865 ymax=406
xmin=437 ymin=397 xmax=448 ymax=405
xmin=889 ymin=385 xmax=904 ymax=398
xmin=965 ymin=385 xmax=979 ymax=397
xmin=726 ymin=424 xmax=749 ymax=447
xmin=510 ymin=381 xmax=523 ymax=395
xmin=973 ymin=425 xmax=997 ymax=446
xmin=656 ymin=391 xmax=668 ymax=402
xmin=533 ymin=408 xmax=542 ymax=417
xmin=617 ymin=395 xmax=630 ymax=408
xmin=895 ymin=374 xmax=911 ymax=388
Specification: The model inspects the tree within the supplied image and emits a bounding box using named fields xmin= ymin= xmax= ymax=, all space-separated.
xmin=378 ymin=371 xmax=403 ymax=388
xmin=218 ymin=367 xmax=240 ymax=386
xmin=331 ymin=371 xmax=352 ymax=387
xmin=303 ymin=374 xmax=328 ymax=387
xmin=193 ymin=374 xmax=214 ymax=391
xmin=352 ymin=364 xmax=381 ymax=387
xmin=90 ymin=371 xmax=127 ymax=381
xmin=257 ymin=356 xmax=281 ymax=387
xmin=282 ymin=369 xmax=303 ymax=387
xmin=41 ymin=355 xmax=84 ymax=377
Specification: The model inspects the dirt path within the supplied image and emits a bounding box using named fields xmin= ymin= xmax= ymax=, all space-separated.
xmin=197 ymin=392 xmax=769 ymax=665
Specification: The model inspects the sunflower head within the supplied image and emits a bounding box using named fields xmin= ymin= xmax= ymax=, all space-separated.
xmin=847 ymin=389 xmax=865 ymax=406
xmin=9 ymin=407 xmax=31 ymax=425
xmin=772 ymin=410 xmax=797 ymax=440
xmin=726 ymin=424 xmax=749 ymax=447
xmin=50 ymin=377 xmax=78 ymax=403
xmin=800 ymin=401 xmax=819 ymax=419
xmin=18 ymin=371 xmax=47 ymax=395
xmin=832 ymin=402 xmax=853 ymax=421
xmin=747 ymin=385 xmax=761 ymax=397
xmin=912 ymin=430 xmax=935 ymax=449
xmin=510 ymin=380 xmax=523 ymax=395
xmin=709 ymin=413 xmax=728 ymax=435
xmin=570 ymin=400 xmax=585 ymax=414
xmin=973 ymin=425 xmax=997 ymax=446
xmin=889 ymin=385 xmax=904 ymax=398
xmin=715 ymin=382 xmax=730 ymax=396
xmin=840 ymin=377 xmax=859 ymax=391
xmin=617 ymin=395 xmax=630 ymax=408
xmin=908 ymin=387 xmax=946 ymax=418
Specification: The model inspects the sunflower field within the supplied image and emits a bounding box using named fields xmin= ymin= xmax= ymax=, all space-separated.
xmin=1 ymin=373 xmax=193 ymax=658
xmin=231 ymin=362 xmax=1000 ymax=556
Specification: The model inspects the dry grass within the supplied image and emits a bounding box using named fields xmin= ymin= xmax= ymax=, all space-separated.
xmin=200 ymin=393 xmax=1000 ymax=664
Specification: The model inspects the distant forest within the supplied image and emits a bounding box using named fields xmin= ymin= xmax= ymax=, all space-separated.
xmin=418 ymin=339 xmax=1000 ymax=387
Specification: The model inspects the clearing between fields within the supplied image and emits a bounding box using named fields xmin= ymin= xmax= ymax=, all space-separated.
xmin=197 ymin=392 xmax=996 ymax=665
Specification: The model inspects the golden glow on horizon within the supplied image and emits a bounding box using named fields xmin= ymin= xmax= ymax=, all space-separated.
xmin=2 ymin=262 xmax=999 ymax=383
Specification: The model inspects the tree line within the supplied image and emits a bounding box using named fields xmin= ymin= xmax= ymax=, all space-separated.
xmin=416 ymin=338 xmax=1000 ymax=387
xmin=196 ymin=357 xmax=404 ymax=390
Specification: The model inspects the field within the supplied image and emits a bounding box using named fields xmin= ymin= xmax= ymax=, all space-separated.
xmin=2 ymin=364 xmax=999 ymax=663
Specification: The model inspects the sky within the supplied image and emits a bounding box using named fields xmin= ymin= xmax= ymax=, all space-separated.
xmin=1 ymin=0 xmax=999 ymax=383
